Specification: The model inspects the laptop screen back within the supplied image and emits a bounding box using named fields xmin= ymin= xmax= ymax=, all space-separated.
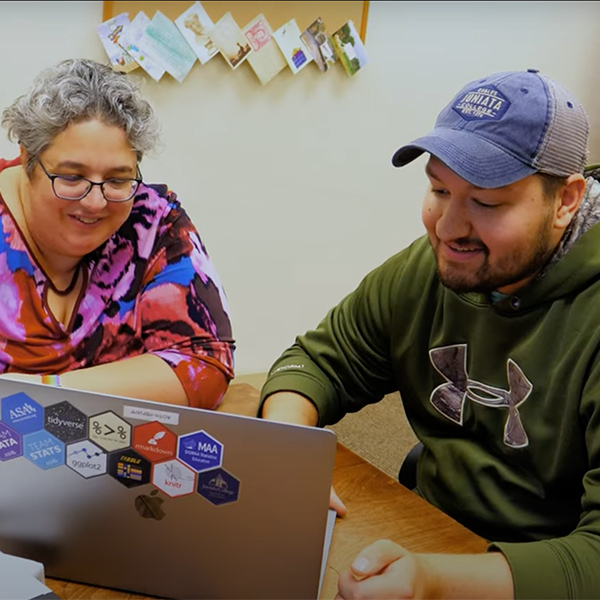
xmin=0 ymin=379 xmax=337 ymax=599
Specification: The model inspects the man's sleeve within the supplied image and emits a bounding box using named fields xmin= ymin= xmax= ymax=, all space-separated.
xmin=259 ymin=248 xmax=414 ymax=425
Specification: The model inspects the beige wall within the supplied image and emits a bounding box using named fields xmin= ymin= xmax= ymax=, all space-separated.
xmin=1 ymin=1 xmax=600 ymax=375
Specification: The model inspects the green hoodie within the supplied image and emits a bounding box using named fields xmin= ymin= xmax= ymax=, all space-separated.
xmin=260 ymin=190 xmax=600 ymax=598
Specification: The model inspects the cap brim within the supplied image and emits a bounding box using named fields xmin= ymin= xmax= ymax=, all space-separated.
xmin=391 ymin=128 xmax=537 ymax=188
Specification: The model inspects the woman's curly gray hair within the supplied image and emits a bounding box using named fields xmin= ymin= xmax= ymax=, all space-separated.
xmin=1 ymin=58 xmax=161 ymax=176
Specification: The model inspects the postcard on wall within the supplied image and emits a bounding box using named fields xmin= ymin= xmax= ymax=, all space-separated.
xmin=243 ymin=14 xmax=286 ymax=85
xmin=332 ymin=20 xmax=369 ymax=77
xmin=300 ymin=17 xmax=337 ymax=73
xmin=97 ymin=12 xmax=138 ymax=73
xmin=119 ymin=11 xmax=166 ymax=82
xmin=174 ymin=1 xmax=218 ymax=65
xmin=272 ymin=19 xmax=312 ymax=75
xmin=209 ymin=12 xmax=252 ymax=70
xmin=137 ymin=11 xmax=197 ymax=83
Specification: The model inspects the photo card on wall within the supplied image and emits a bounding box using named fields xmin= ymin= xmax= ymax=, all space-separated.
xmin=332 ymin=20 xmax=369 ymax=77
xmin=97 ymin=12 xmax=139 ymax=73
xmin=243 ymin=14 xmax=287 ymax=85
xmin=209 ymin=12 xmax=253 ymax=70
xmin=174 ymin=1 xmax=218 ymax=65
xmin=272 ymin=19 xmax=313 ymax=75
xmin=300 ymin=17 xmax=337 ymax=73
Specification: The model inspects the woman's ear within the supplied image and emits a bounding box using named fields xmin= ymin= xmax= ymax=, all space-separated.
xmin=555 ymin=174 xmax=586 ymax=229
xmin=19 ymin=145 xmax=30 ymax=177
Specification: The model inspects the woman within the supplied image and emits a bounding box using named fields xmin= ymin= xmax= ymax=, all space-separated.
xmin=0 ymin=58 xmax=235 ymax=409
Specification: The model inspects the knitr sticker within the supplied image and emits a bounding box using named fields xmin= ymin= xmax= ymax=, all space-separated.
xmin=152 ymin=459 xmax=197 ymax=497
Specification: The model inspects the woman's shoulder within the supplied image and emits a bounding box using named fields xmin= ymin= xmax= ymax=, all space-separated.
xmin=0 ymin=157 xmax=21 ymax=173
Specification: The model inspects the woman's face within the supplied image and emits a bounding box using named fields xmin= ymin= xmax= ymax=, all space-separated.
xmin=22 ymin=119 xmax=138 ymax=263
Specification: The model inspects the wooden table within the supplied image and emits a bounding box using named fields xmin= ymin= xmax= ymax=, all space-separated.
xmin=45 ymin=383 xmax=487 ymax=599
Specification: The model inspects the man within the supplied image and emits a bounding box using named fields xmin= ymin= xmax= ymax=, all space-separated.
xmin=258 ymin=69 xmax=600 ymax=599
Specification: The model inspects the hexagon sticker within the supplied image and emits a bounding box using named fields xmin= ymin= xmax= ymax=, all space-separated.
xmin=45 ymin=401 xmax=88 ymax=443
xmin=23 ymin=430 xmax=65 ymax=470
xmin=0 ymin=422 xmax=22 ymax=461
xmin=108 ymin=448 xmax=151 ymax=488
xmin=152 ymin=459 xmax=197 ymax=497
xmin=1 ymin=392 xmax=43 ymax=435
xmin=89 ymin=411 xmax=131 ymax=452
xmin=133 ymin=421 xmax=177 ymax=462
xmin=66 ymin=440 xmax=108 ymax=478
xmin=178 ymin=430 xmax=223 ymax=472
xmin=197 ymin=468 xmax=240 ymax=505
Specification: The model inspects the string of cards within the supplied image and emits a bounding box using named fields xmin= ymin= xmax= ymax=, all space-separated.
xmin=97 ymin=1 xmax=369 ymax=85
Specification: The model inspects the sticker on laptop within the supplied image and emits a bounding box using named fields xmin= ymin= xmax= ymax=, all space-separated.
xmin=108 ymin=448 xmax=151 ymax=487
xmin=152 ymin=458 xmax=197 ymax=497
xmin=123 ymin=405 xmax=180 ymax=426
xmin=177 ymin=430 xmax=223 ymax=472
xmin=197 ymin=468 xmax=240 ymax=505
xmin=0 ymin=422 xmax=22 ymax=461
xmin=66 ymin=440 xmax=108 ymax=478
xmin=23 ymin=430 xmax=65 ymax=470
xmin=133 ymin=421 xmax=177 ymax=462
xmin=0 ymin=392 xmax=44 ymax=434
xmin=89 ymin=410 xmax=132 ymax=452
xmin=45 ymin=401 xmax=88 ymax=443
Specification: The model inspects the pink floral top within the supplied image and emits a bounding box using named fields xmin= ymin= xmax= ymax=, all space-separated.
xmin=0 ymin=157 xmax=235 ymax=408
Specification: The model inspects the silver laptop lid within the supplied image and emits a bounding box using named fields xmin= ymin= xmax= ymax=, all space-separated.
xmin=0 ymin=379 xmax=337 ymax=599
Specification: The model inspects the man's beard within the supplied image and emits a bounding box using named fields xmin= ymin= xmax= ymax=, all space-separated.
xmin=435 ymin=215 xmax=556 ymax=294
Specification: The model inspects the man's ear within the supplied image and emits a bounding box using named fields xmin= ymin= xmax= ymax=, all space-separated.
xmin=555 ymin=174 xmax=586 ymax=229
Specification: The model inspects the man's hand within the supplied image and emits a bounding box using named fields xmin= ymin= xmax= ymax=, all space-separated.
xmin=336 ymin=539 xmax=515 ymax=599
xmin=330 ymin=485 xmax=347 ymax=516
xmin=336 ymin=540 xmax=426 ymax=599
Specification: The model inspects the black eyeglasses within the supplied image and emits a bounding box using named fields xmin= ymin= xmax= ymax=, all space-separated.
xmin=37 ymin=159 xmax=142 ymax=203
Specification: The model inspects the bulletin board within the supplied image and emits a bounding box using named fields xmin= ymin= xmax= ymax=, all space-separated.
xmin=102 ymin=1 xmax=370 ymax=41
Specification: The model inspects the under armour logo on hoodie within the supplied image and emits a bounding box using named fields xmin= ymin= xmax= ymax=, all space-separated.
xmin=429 ymin=344 xmax=532 ymax=448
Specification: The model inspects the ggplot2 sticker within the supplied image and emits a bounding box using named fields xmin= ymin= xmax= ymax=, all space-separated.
xmin=66 ymin=440 xmax=108 ymax=478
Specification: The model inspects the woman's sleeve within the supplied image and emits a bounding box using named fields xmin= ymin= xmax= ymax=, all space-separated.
xmin=138 ymin=205 xmax=235 ymax=409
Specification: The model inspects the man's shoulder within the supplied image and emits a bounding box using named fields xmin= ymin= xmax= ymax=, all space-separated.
xmin=370 ymin=235 xmax=435 ymax=278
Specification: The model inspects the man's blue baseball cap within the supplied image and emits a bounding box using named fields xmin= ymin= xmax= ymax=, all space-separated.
xmin=391 ymin=69 xmax=589 ymax=188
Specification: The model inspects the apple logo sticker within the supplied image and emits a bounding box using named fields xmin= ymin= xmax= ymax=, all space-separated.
xmin=135 ymin=489 xmax=166 ymax=520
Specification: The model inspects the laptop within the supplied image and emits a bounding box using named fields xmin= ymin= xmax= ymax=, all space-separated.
xmin=0 ymin=378 xmax=338 ymax=599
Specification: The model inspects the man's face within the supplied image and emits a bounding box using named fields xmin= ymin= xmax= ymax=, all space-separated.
xmin=421 ymin=156 xmax=563 ymax=295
